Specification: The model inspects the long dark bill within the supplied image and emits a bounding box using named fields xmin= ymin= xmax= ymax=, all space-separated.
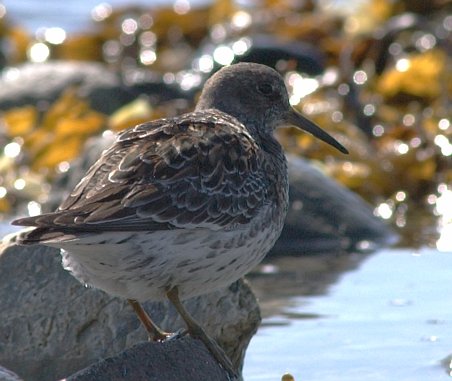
xmin=285 ymin=108 xmax=348 ymax=154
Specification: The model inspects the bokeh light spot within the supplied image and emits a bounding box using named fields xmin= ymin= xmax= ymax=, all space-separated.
xmin=28 ymin=42 xmax=50 ymax=63
xmin=213 ymin=46 xmax=234 ymax=65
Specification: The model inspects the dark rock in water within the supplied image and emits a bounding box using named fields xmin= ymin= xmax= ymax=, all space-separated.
xmin=0 ymin=239 xmax=258 ymax=381
xmin=235 ymin=35 xmax=326 ymax=76
xmin=66 ymin=339 xmax=231 ymax=381
xmin=372 ymin=13 xmax=431 ymax=75
xmin=269 ymin=154 xmax=397 ymax=256
xmin=196 ymin=34 xmax=325 ymax=77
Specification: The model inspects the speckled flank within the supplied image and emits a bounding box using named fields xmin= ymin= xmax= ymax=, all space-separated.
xmin=59 ymin=204 xmax=284 ymax=301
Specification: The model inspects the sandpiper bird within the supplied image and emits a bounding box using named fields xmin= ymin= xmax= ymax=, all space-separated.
xmin=13 ymin=63 xmax=347 ymax=377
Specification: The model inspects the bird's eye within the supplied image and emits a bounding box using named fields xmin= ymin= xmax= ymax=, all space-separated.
xmin=257 ymin=83 xmax=274 ymax=96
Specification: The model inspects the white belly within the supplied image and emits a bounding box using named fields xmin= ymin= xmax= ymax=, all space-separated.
xmin=56 ymin=216 xmax=282 ymax=301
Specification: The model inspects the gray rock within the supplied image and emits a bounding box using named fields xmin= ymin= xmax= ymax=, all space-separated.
xmin=0 ymin=238 xmax=259 ymax=381
xmin=0 ymin=62 xmax=189 ymax=116
xmin=0 ymin=61 xmax=133 ymax=114
xmin=67 ymin=339 xmax=231 ymax=381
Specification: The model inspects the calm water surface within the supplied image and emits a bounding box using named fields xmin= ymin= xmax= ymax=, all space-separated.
xmin=245 ymin=248 xmax=452 ymax=381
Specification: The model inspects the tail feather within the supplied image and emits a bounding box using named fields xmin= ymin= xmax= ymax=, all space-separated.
xmin=12 ymin=214 xmax=54 ymax=227
xmin=12 ymin=214 xmax=71 ymax=245
xmin=16 ymin=227 xmax=69 ymax=245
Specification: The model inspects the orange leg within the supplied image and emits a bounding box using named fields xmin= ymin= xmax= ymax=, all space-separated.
xmin=128 ymin=299 xmax=170 ymax=342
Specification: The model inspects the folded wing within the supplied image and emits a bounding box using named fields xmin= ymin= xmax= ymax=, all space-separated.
xmin=13 ymin=110 xmax=268 ymax=241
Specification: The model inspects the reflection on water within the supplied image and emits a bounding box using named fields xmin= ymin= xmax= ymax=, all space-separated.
xmin=245 ymin=248 xmax=452 ymax=381
xmin=248 ymin=252 xmax=371 ymax=319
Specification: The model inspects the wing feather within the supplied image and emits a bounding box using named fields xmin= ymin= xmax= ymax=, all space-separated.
xmin=13 ymin=110 xmax=268 ymax=236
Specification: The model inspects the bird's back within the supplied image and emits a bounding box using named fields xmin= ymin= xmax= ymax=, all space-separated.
xmin=13 ymin=109 xmax=287 ymax=244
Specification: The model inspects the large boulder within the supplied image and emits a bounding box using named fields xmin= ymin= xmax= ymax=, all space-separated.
xmin=0 ymin=238 xmax=258 ymax=381
xmin=269 ymin=155 xmax=396 ymax=255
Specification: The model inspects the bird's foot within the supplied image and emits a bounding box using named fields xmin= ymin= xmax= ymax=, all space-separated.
xmin=159 ymin=328 xmax=188 ymax=342
xmin=128 ymin=299 xmax=171 ymax=342
xmin=147 ymin=330 xmax=172 ymax=342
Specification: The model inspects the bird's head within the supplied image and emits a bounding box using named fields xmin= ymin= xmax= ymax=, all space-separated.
xmin=196 ymin=62 xmax=348 ymax=154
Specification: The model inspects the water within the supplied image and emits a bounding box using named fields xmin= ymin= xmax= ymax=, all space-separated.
xmin=1 ymin=0 xmax=205 ymax=32
xmin=244 ymin=248 xmax=452 ymax=381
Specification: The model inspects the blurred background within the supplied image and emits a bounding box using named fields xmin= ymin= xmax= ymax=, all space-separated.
xmin=0 ymin=0 xmax=450 ymax=380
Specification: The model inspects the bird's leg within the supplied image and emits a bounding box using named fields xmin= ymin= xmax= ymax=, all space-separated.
xmin=128 ymin=299 xmax=170 ymax=342
xmin=166 ymin=287 xmax=238 ymax=379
